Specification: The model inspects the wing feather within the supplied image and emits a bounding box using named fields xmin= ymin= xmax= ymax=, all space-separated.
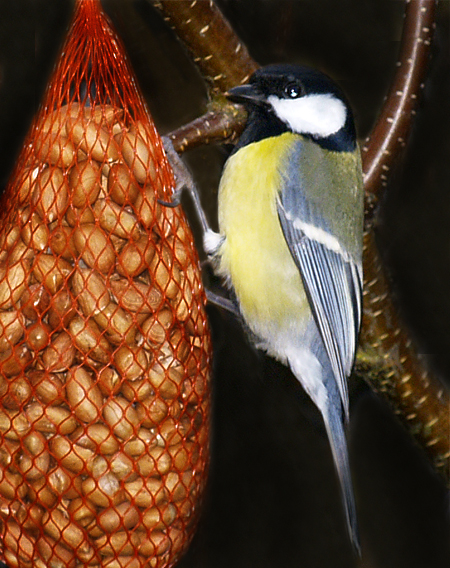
xmin=278 ymin=187 xmax=362 ymax=421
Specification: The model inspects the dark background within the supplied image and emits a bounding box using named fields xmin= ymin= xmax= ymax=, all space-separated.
xmin=0 ymin=1 xmax=449 ymax=567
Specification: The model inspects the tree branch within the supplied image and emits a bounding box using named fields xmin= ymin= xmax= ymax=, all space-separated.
xmin=150 ymin=0 xmax=259 ymax=95
xmin=361 ymin=0 xmax=437 ymax=222
xmin=357 ymin=231 xmax=450 ymax=480
xmin=356 ymin=0 xmax=449 ymax=481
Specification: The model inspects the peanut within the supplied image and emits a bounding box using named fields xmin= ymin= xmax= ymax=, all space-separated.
xmin=93 ymin=300 xmax=135 ymax=345
xmin=0 ymin=344 xmax=32 ymax=378
xmin=113 ymin=344 xmax=149 ymax=381
xmin=32 ymin=166 xmax=69 ymax=222
xmin=49 ymin=435 xmax=95 ymax=473
xmin=0 ymin=310 xmax=25 ymax=352
xmin=119 ymin=122 xmax=157 ymax=184
xmin=107 ymin=162 xmax=140 ymax=205
xmin=73 ymin=223 xmax=116 ymax=273
xmin=93 ymin=198 xmax=141 ymax=240
xmin=42 ymin=507 xmax=90 ymax=552
xmin=123 ymin=476 xmax=166 ymax=508
xmin=67 ymin=497 xmax=97 ymax=527
xmin=141 ymin=503 xmax=177 ymax=531
xmin=82 ymin=472 xmax=123 ymax=508
xmin=0 ymin=408 xmax=30 ymax=440
xmin=26 ymin=321 xmax=51 ymax=351
xmin=29 ymin=370 xmax=65 ymax=406
xmin=109 ymin=275 xmax=163 ymax=313
xmin=116 ymin=235 xmax=155 ymax=278
xmin=71 ymin=424 xmax=119 ymax=455
xmin=122 ymin=427 xmax=155 ymax=457
xmin=69 ymin=315 xmax=112 ymax=364
xmin=19 ymin=282 xmax=50 ymax=321
xmin=20 ymin=209 xmax=50 ymax=251
xmin=140 ymin=307 xmax=174 ymax=348
xmin=65 ymin=366 xmax=103 ymax=423
xmin=19 ymin=430 xmax=51 ymax=480
xmin=37 ymin=534 xmax=77 ymax=568
xmin=16 ymin=167 xmax=39 ymax=205
xmin=94 ymin=530 xmax=141 ymax=557
xmin=67 ymin=114 xmax=119 ymax=162
xmin=35 ymin=131 xmax=76 ymax=168
xmin=108 ymin=451 xmax=136 ymax=481
xmin=149 ymin=254 xmax=179 ymax=299
xmin=0 ymin=437 xmax=19 ymax=469
xmin=47 ymin=288 xmax=78 ymax=330
xmin=26 ymin=402 xmax=77 ymax=435
xmin=0 ymin=259 xmax=30 ymax=309
xmin=137 ymin=445 xmax=171 ymax=477
xmin=121 ymin=377 xmax=153 ymax=403
xmin=47 ymin=465 xmax=83 ymax=500
xmin=71 ymin=267 xmax=110 ymax=317
xmin=136 ymin=396 xmax=168 ymax=427
xmin=136 ymin=529 xmax=170 ymax=557
xmin=97 ymin=501 xmax=140 ymax=533
xmin=89 ymin=104 xmax=124 ymax=126
xmin=103 ymin=396 xmax=138 ymax=440
xmin=48 ymin=225 xmax=78 ymax=260
xmin=32 ymin=253 xmax=72 ymax=294
xmin=42 ymin=330 xmax=76 ymax=371
xmin=97 ymin=366 xmax=122 ymax=396
xmin=1 ymin=375 xmax=32 ymax=409
xmin=68 ymin=159 xmax=102 ymax=207
xmin=133 ymin=186 xmax=156 ymax=228
xmin=65 ymin=203 xmax=95 ymax=226
xmin=0 ymin=469 xmax=28 ymax=500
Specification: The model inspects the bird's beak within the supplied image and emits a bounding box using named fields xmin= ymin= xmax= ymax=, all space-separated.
xmin=226 ymin=84 xmax=268 ymax=107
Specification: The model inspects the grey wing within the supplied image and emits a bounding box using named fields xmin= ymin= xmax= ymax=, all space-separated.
xmin=277 ymin=189 xmax=362 ymax=422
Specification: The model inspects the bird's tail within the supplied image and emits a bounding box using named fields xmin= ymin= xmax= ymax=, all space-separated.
xmin=323 ymin=404 xmax=361 ymax=555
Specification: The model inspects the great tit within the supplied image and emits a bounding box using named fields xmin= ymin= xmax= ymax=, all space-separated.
xmin=164 ymin=63 xmax=364 ymax=553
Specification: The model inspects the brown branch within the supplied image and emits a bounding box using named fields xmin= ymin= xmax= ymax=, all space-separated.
xmin=362 ymin=0 xmax=436 ymax=222
xmin=357 ymin=0 xmax=449 ymax=482
xmin=168 ymin=103 xmax=246 ymax=154
xmin=148 ymin=0 xmax=258 ymax=153
xmin=151 ymin=0 xmax=449 ymax=481
xmin=357 ymin=231 xmax=450 ymax=480
xmin=149 ymin=0 xmax=259 ymax=95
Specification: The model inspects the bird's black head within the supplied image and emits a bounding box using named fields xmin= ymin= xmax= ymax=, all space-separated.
xmin=228 ymin=64 xmax=357 ymax=152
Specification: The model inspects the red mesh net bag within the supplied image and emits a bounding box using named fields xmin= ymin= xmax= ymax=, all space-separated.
xmin=0 ymin=1 xmax=211 ymax=566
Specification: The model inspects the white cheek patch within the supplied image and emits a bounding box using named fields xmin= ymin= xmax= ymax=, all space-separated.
xmin=268 ymin=93 xmax=347 ymax=138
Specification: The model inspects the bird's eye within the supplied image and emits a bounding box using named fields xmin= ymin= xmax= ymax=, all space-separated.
xmin=284 ymin=82 xmax=301 ymax=99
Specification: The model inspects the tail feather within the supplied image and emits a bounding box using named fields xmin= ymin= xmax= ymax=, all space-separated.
xmin=324 ymin=405 xmax=361 ymax=555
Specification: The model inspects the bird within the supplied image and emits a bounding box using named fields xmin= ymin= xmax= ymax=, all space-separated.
xmin=163 ymin=63 xmax=364 ymax=553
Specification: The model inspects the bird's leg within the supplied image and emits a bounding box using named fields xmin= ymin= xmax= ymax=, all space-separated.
xmin=205 ymin=289 xmax=241 ymax=316
xmin=160 ymin=137 xmax=211 ymax=237
xmin=160 ymin=136 xmax=240 ymax=318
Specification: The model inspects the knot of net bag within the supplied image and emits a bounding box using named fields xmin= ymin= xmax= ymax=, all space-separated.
xmin=0 ymin=1 xmax=211 ymax=567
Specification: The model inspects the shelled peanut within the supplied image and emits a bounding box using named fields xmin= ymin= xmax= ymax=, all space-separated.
xmin=0 ymin=102 xmax=210 ymax=568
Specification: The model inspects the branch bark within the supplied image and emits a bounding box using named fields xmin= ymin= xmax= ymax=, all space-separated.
xmin=361 ymin=0 xmax=437 ymax=221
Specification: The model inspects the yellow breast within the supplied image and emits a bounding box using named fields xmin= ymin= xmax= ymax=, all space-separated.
xmin=217 ymin=133 xmax=308 ymax=333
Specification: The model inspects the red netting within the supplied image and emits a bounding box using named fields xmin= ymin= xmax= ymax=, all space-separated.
xmin=0 ymin=1 xmax=211 ymax=567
